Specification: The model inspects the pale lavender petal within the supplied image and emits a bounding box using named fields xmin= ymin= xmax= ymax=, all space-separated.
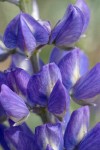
xmin=64 ymin=106 xmax=90 ymax=150
xmin=76 ymin=0 xmax=90 ymax=32
xmin=58 ymin=48 xmax=89 ymax=90
xmin=27 ymin=63 xmax=62 ymax=106
xmin=0 ymin=84 xmax=29 ymax=123
xmin=6 ymin=67 xmax=30 ymax=96
xmin=49 ymin=47 xmax=68 ymax=64
xmin=4 ymin=13 xmax=50 ymax=54
xmin=50 ymin=4 xmax=84 ymax=48
xmin=78 ymin=123 xmax=100 ymax=150
xmin=72 ymin=63 xmax=100 ymax=105
xmin=46 ymin=145 xmax=53 ymax=150
xmin=48 ymin=80 xmax=70 ymax=119
xmin=35 ymin=123 xmax=63 ymax=150
xmin=5 ymin=126 xmax=35 ymax=150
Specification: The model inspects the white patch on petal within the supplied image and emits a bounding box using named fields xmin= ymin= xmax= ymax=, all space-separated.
xmin=23 ymin=17 xmax=35 ymax=34
xmin=77 ymin=124 xmax=87 ymax=142
xmin=71 ymin=62 xmax=80 ymax=85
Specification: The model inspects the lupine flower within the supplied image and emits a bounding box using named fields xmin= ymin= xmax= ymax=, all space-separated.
xmin=4 ymin=106 xmax=100 ymax=150
xmin=0 ymin=0 xmax=99 ymax=150
xmin=50 ymin=0 xmax=90 ymax=48
xmin=27 ymin=63 xmax=70 ymax=119
xmin=58 ymin=48 xmax=89 ymax=90
xmin=5 ymin=123 xmax=35 ymax=150
xmin=72 ymin=63 xmax=100 ymax=105
xmin=50 ymin=47 xmax=68 ymax=65
xmin=5 ymin=67 xmax=30 ymax=96
xmin=34 ymin=123 xmax=63 ymax=150
xmin=64 ymin=106 xmax=90 ymax=150
xmin=0 ymin=84 xmax=29 ymax=124
xmin=64 ymin=106 xmax=100 ymax=150
xmin=77 ymin=122 xmax=100 ymax=150
xmin=76 ymin=0 xmax=90 ymax=33
xmin=50 ymin=47 xmax=89 ymax=90
xmin=5 ymin=123 xmax=63 ymax=150
xmin=3 ymin=12 xmax=51 ymax=56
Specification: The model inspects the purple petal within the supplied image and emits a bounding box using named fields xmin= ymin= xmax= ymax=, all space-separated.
xmin=27 ymin=63 xmax=62 ymax=106
xmin=46 ymin=145 xmax=53 ymax=150
xmin=48 ymin=80 xmax=70 ymax=119
xmin=17 ymin=14 xmax=36 ymax=54
xmin=78 ymin=123 xmax=100 ymax=150
xmin=0 ymin=124 xmax=10 ymax=150
xmin=35 ymin=123 xmax=63 ymax=150
xmin=38 ymin=20 xmax=51 ymax=35
xmin=58 ymin=48 xmax=89 ymax=90
xmin=64 ymin=106 xmax=90 ymax=150
xmin=0 ymin=84 xmax=29 ymax=123
xmin=50 ymin=4 xmax=84 ymax=48
xmin=22 ymin=13 xmax=50 ymax=46
xmin=76 ymin=0 xmax=90 ymax=33
xmin=5 ymin=67 xmax=30 ymax=96
xmin=0 ymin=71 xmax=8 ymax=90
xmin=5 ymin=126 xmax=35 ymax=150
xmin=49 ymin=47 xmax=68 ymax=64
xmin=4 ymin=13 xmax=50 ymax=54
xmin=3 ymin=15 xmax=19 ymax=49
xmin=60 ymin=111 xmax=71 ymax=135
xmin=11 ymin=53 xmax=34 ymax=75
xmin=72 ymin=63 xmax=100 ymax=105
xmin=0 ymin=104 xmax=7 ymax=122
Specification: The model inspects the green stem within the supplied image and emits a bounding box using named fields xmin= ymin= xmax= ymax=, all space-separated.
xmin=18 ymin=0 xmax=26 ymax=12
xmin=30 ymin=50 xmax=40 ymax=73
xmin=29 ymin=106 xmax=49 ymax=124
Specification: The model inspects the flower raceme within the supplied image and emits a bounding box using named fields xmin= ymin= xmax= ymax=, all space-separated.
xmin=50 ymin=0 xmax=90 ymax=48
xmin=3 ymin=0 xmax=90 ymax=54
xmin=3 ymin=12 xmax=51 ymax=56
xmin=50 ymin=47 xmax=100 ymax=106
xmin=0 ymin=0 xmax=100 ymax=150
xmin=4 ymin=106 xmax=100 ymax=150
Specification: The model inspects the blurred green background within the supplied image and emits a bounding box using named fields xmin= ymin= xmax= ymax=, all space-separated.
xmin=0 ymin=0 xmax=100 ymax=146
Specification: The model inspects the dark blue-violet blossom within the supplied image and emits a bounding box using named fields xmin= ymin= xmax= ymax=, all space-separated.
xmin=5 ymin=67 xmax=30 ymax=96
xmin=4 ymin=106 xmax=100 ymax=150
xmin=64 ymin=106 xmax=90 ymax=150
xmin=5 ymin=123 xmax=35 ymax=150
xmin=5 ymin=123 xmax=63 ymax=150
xmin=50 ymin=47 xmax=100 ymax=106
xmin=0 ymin=84 xmax=29 ymax=124
xmin=72 ymin=63 xmax=100 ymax=105
xmin=3 ymin=12 xmax=51 ymax=56
xmin=50 ymin=47 xmax=89 ymax=90
xmin=64 ymin=106 xmax=100 ymax=150
xmin=27 ymin=63 xmax=70 ymax=119
xmin=50 ymin=0 xmax=90 ymax=48
xmin=0 ymin=0 xmax=99 ymax=149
